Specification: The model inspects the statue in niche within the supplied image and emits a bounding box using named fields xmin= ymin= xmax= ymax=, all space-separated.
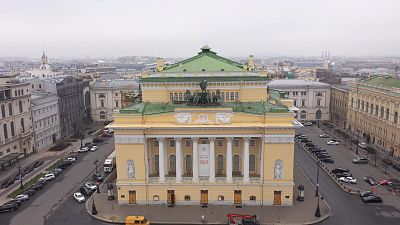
xmin=274 ymin=159 xmax=283 ymax=179
xmin=126 ymin=160 xmax=135 ymax=178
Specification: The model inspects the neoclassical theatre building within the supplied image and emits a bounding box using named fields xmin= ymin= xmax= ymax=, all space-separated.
xmin=110 ymin=46 xmax=299 ymax=206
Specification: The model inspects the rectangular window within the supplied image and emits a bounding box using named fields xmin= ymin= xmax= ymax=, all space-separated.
xmin=185 ymin=139 xmax=191 ymax=147
xmin=217 ymin=139 xmax=224 ymax=147
xmin=293 ymin=100 xmax=297 ymax=106
xmin=235 ymin=92 xmax=239 ymax=100
xmin=6 ymin=149 xmax=10 ymax=153
xmin=234 ymin=139 xmax=240 ymax=147
xmin=154 ymin=140 xmax=159 ymax=147
xmin=169 ymin=139 xmax=175 ymax=148
xmin=301 ymin=99 xmax=305 ymax=106
xmin=250 ymin=139 xmax=256 ymax=147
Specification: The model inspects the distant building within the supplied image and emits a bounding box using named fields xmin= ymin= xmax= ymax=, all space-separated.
xmin=31 ymin=93 xmax=60 ymax=151
xmin=90 ymin=80 xmax=138 ymax=123
xmin=0 ymin=74 xmax=33 ymax=159
xmin=347 ymin=76 xmax=400 ymax=161
xmin=268 ymin=79 xmax=331 ymax=121
xmin=27 ymin=51 xmax=60 ymax=77
xmin=330 ymin=85 xmax=349 ymax=129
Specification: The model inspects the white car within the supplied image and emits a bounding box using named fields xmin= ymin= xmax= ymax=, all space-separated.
xmin=14 ymin=194 xmax=29 ymax=201
xmin=73 ymin=192 xmax=85 ymax=203
xmin=319 ymin=134 xmax=329 ymax=138
xmin=78 ymin=147 xmax=89 ymax=153
xmin=66 ymin=157 xmax=77 ymax=162
xmin=85 ymin=181 xmax=97 ymax=191
xmin=40 ymin=173 xmax=55 ymax=181
xmin=358 ymin=143 xmax=367 ymax=149
xmin=90 ymin=145 xmax=98 ymax=151
xmin=339 ymin=176 xmax=357 ymax=184
xmin=327 ymin=140 xmax=339 ymax=145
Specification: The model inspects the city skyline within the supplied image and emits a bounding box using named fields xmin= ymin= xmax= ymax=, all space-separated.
xmin=1 ymin=0 xmax=400 ymax=58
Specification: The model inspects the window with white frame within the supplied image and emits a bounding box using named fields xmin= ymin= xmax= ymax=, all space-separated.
xmin=169 ymin=139 xmax=175 ymax=147
xmin=217 ymin=139 xmax=224 ymax=147
xmin=250 ymin=139 xmax=256 ymax=147
xmin=234 ymin=139 xmax=240 ymax=147
xmin=185 ymin=139 xmax=191 ymax=147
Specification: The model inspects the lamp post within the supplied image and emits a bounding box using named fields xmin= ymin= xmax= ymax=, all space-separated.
xmin=315 ymin=194 xmax=321 ymax=217
xmin=16 ymin=158 xmax=23 ymax=189
xmin=315 ymin=160 xmax=320 ymax=197
xmin=94 ymin=160 xmax=99 ymax=174
xmin=91 ymin=199 xmax=98 ymax=215
xmin=356 ymin=138 xmax=359 ymax=155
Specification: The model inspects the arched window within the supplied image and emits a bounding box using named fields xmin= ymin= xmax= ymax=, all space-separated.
xmin=230 ymin=92 xmax=235 ymax=101
xmin=185 ymin=155 xmax=192 ymax=175
xmin=3 ymin=123 xmax=8 ymax=139
xmin=99 ymin=94 xmax=105 ymax=98
xmin=233 ymin=155 xmax=240 ymax=174
xmin=316 ymin=99 xmax=321 ymax=107
xmin=316 ymin=109 xmax=322 ymax=120
xmin=250 ymin=196 xmax=256 ymax=201
xmin=184 ymin=195 xmax=191 ymax=201
xmin=174 ymin=93 xmax=178 ymax=101
xmin=100 ymin=111 xmax=106 ymax=119
xmin=394 ymin=112 xmax=399 ymax=124
xmin=300 ymin=110 xmax=306 ymax=119
xmin=1 ymin=105 xmax=5 ymax=118
xmin=10 ymin=121 xmax=15 ymax=137
xmin=154 ymin=155 xmax=159 ymax=175
xmin=249 ymin=155 xmax=256 ymax=172
xmin=217 ymin=155 xmax=224 ymax=175
xmin=19 ymin=100 xmax=23 ymax=113
xmin=8 ymin=103 xmax=12 ymax=116
xmin=169 ymin=155 xmax=176 ymax=174
xmin=380 ymin=107 xmax=384 ymax=118
xmin=316 ymin=93 xmax=323 ymax=97
xmin=386 ymin=109 xmax=390 ymax=120
xmin=21 ymin=118 xmax=25 ymax=133
xmin=100 ymin=100 xmax=105 ymax=108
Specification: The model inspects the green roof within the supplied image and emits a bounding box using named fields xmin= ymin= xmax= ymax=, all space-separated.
xmin=362 ymin=76 xmax=400 ymax=88
xmin=162 ymin=46 xmax=246 ymax=73
xmin=119 ymin=101 xmax=288 ymax=116
xmin=141 ymin=76 xmax=268 ymax=83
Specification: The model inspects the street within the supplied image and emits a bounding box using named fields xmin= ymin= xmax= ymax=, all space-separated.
xmin=0 ymin=136 xmax=114 ymax=225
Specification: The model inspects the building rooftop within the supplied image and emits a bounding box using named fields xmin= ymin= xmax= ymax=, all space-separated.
xmin=162 ymin=46 xmax=246 ymax=73
xmin=141 ymin=76 xmax=268 ymax=83
xmin=120 ymin=100 xmax=288 ymax=116
xmin=362 ymin=76 xmax=400 ymax=88
xmin=92 ymin=80 xmax=139 ymax=89
xmin=268 ymin=79 xmax=330 ymax=87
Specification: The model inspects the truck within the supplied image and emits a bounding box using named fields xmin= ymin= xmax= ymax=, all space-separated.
xmin=104 ymin=151 xmax=116 ymax=173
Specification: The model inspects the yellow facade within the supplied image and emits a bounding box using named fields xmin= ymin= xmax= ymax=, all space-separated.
xmin=111 ymin=47 xmax=298 ymax=206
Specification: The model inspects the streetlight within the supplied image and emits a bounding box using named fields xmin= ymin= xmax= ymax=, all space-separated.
xmin=356 ymin=138 xmax=359 ymax=155
xmin=315 ymin=159 xmax=321 ymax=217
xmin=16 ymin=158 xmax=23 ymax=189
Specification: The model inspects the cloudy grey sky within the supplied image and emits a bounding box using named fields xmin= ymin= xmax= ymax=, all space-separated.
xmin=1 ymin=0 xmax=399 ymax=58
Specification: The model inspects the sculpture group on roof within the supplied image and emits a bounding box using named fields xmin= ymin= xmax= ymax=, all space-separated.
xmin=183 ymin=80 xmax=223 ymax=106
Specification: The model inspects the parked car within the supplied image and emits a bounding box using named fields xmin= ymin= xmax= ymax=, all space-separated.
xmin=339 ymin=176 xmax=357 ymax=184
xmin=85 ymin=142 xmax=93 ymax=148
xmin=73 ymin=192 xmax=86 ymax=203
xmin=300 ymin=139 xmax=312 ymax=143
xmin=353 ymin=157 xmax=369 ymax=164
xmin=392 ymin=163 xmax=400 ymax=171
xmin=30 ymin=183 xmax=44 ymax=191
xmin=14 ymin=194 xmax=29 ymax=202
xmin=92 ymin=137 xmax=104 ymax=143
xmin=85 ymin=181 xmax=97 ymax=191
xmin=57 ymin=162 xmax=70 ymax=169
xmin=93 ymin=173 xmax=104 ymax=182
xmin=22 ymin=189 xmax=36 ymax=197
xmin=335 ymin=172 xmax=353 ymax=178
xmin=36 ymin=179 xmax=48 ymax=186
xmin=52 ymin=169 xmax=62 ymax=177
xmin=362 ymin=195 xmax=382 ymax=203
xmin=39 ymin=173 xmax=55 ymax=181
xmin=32 ymin=160 xmax=44 ymax=168
xmin=383 ymin=158 xmax=393 ymax=166
xmin=321 ymin=158 xmax=335 ymax=163
xmin=90 ymin=145 xmax=98 ymax=151
xmin=319 ymin=134 xmax=330 ymax=138
xmin=296 ymin=135 xmax=308 ymax=139
xmin=23 ymin=166 xmax=34 ymax=174
xmin=80 ymin=186 xmax=93 ymax=196
xmin=358 ymin=142 xmax=367 ymax=149
xmin=326 ymin=140 xmax=339 ymax=145
xmin=332 ymin=168 xmax=350 ymax=174
xmin=14 ymin=172 xmax=25 ymax=180
xmin=303 ymin=122 xmax=313 ymax=126
xmin=363 ymin=176 xmax=377 ymax=186
xmin=78 ymin=146 xmax=89 ymax=153
xmin=7 ymin=199 xmax=22 ymax=207
xmin=65 ymin=157 xmax=77 ymax=163
xmin=0 ymin=202 xmax=19 ymax=213
xmin=326 ymin=124 xmax=334 ymax=128
xmin=360 ymin=191 xmax=374 ymax=198
xmin=1 ymin=178 xmax=15 ymax=189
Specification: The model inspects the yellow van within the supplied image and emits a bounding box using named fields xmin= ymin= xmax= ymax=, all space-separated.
xmin=125 ymin=216 xmax=150 ymax=225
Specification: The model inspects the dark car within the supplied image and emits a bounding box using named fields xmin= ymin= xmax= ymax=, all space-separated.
xmin=31 ymin=183 xmax=44 ymax=191
xmin=300 ymin=139 xmax=312 ymax=143
xmin=0 ymin=202 xmax=19 ymax=213
xmin=80 ymin=186 xmax=93 ymax=197
xmin=32 ymin=160 xmax=44 ymax=168
xmin=52 ymin=169 xmax=61 ymax=177
xmin=315 ymin=152 xmax=330 ymax=157
xmin=392 ymin=163 xmax=400 ymax=171
xmin=93 ymin=173 xmax=104 ymax=182
xmin=360 ymin=191 xmax=374 ymax=198
xmin=85 ymin=142 xmax=93 ymax=148
xmin=364 ymin=176 xmax=377 ymax=186
xmin=57 ymin=162 xmax=70 ymax=170
xmin=332 ymin=168 xmax=350 ymax=174
xmin=362 ymin=195 xmax=382 ymax=203
xmin=7 ymin=199 xmax=22 ymax=207
xmin=305 ymin=143 xmax=315 ymax=147
xmin=23 ymin=166 xmax=34 ymax=174
xmin=1 ymin=178 xmax=15 ymax=189
xmin=321 ymin=158 xmax=335 ymax=163
xmin=92 ymin=137 xmax=104 ymax=143
xmin=335 ymin=172 xmax=352 ymax=178
xmin=36 ymin=179 xmax=48 ymax=186
xmin=23 ymin=189 xmax=36 ymax=197
xmin=14 ymin=172 xmax=25 ymax=180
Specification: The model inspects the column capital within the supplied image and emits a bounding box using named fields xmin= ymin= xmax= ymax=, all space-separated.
xmin=157 ymin=137 xmax=164 ymax=143
xmin=226 ymin=137 xmax=233 ymax=142
xmin=191 ymin=137 xmax=199 ymax=142
xmin=209 ymin=137 xmax=216 ymax=142
xmin=243 ymin=137 xmax=251 ymax=142
xmin=174 ymin=137 xmax=182 ymax=143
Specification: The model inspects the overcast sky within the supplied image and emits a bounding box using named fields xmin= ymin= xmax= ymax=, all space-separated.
xmin=1 ymin=0 xmax=399 ymax=58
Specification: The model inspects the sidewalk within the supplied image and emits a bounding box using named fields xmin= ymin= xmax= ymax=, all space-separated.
xmin=87 ymin=165 xmax=330 ymax=225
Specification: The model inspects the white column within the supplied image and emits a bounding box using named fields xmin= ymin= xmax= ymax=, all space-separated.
xmin=243 ymin=137 xmax=250 ymax=183
xmin=175 ymin=137 xmax=182 ymax=182
xmin=226 ymin=137 xmax=233 ymax=183
xmin=209 ymin=138 xmax=216 ymax=182
xmin=192 ymin=138 xmax=199 ymax=182
xmin=158 ymin=138 xmax=165 ymax=182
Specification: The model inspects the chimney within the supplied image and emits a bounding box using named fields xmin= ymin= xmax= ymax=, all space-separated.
xmin=247 ymin=55 xmax=255 ymax=71
xmin=156 ymin=57 xmax=165 ymax=72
